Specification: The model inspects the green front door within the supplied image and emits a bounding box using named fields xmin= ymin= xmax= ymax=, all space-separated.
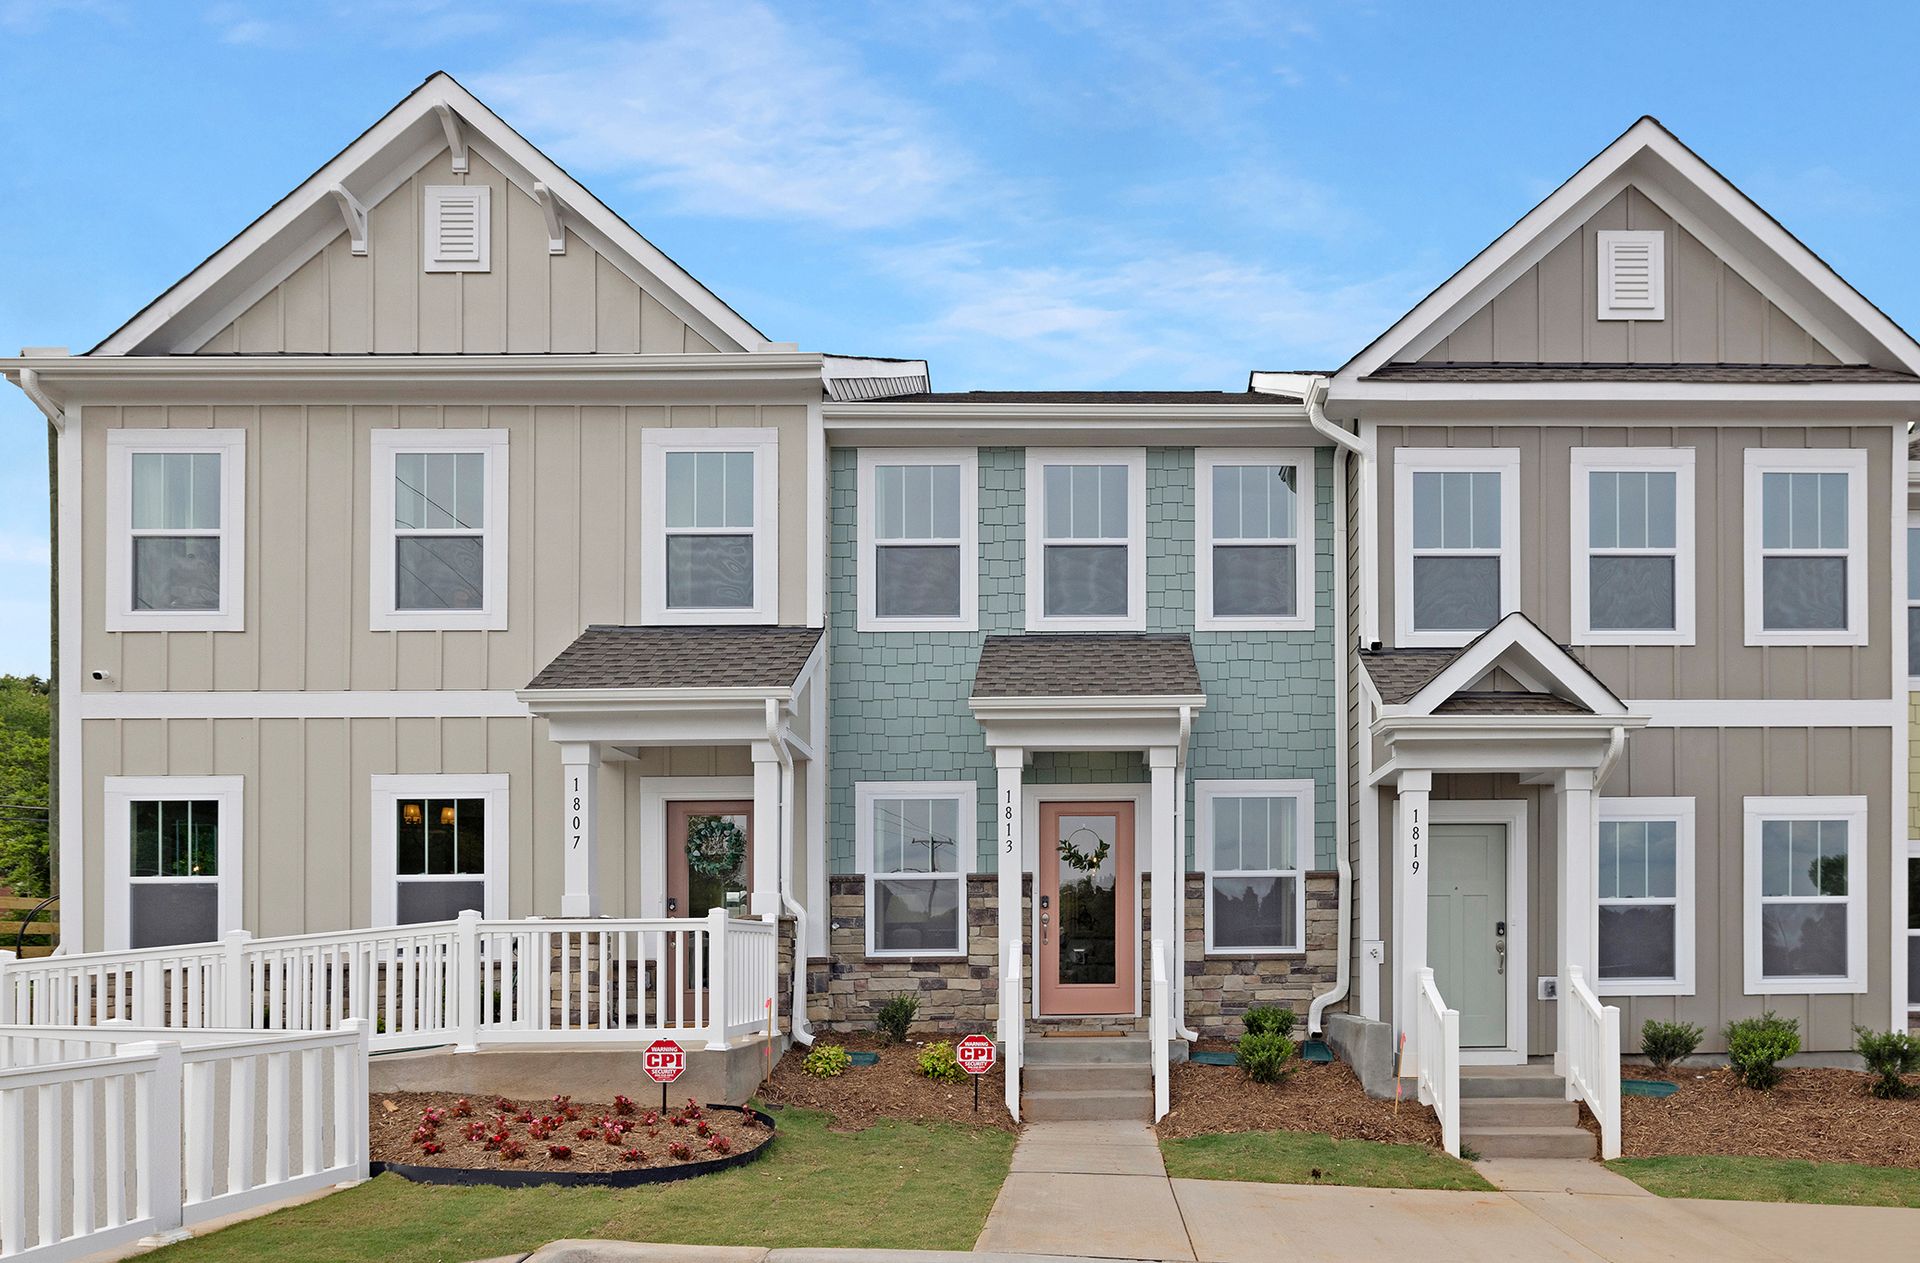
xmin=1427 ymin=822 xmax=1508 ymax=1049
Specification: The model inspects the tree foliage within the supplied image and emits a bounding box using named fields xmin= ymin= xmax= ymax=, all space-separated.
xmin=0 ymin=676 xmax=52 ymax=897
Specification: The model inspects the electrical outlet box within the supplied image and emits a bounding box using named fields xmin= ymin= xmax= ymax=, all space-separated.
xmin=1361 ymin=939 xmax=1385 ymax=964
xmin=1537 ymin=976 xmax=1558 ymax=1001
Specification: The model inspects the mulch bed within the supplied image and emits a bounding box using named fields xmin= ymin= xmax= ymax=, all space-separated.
xmin=757 ymin=1034 xmax=1016 ymax=1133
xmin=370 ymin=1091 xmax=772 ymax=1174
xmin=1601 ymin=1065 xmax=1920 ymax=1168
xmin=1158 ymin=1055 xmax=1443 ymax=1146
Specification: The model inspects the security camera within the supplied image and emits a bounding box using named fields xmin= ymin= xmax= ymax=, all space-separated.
xmin=89 ymin=669 xmax=110 ymax=682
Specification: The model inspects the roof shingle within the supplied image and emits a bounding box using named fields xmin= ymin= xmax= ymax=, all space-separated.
xmin=525 ymin=625 xmax=821 ymax=692
xmin=971 ymin=634 xmax=1203 ymax=699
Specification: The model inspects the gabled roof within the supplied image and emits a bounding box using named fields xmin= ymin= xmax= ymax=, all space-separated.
xmin=94 ymin=72 xmax=770 ymax=356
xmin=525 ymin=625 xmax=821 ymax=693
xmin=1361 ymin=613 xmax=1626 ymax=719
xmin=970 ymin=634 xmax=1204 ymax=700
xmin=1336 ymin=117 xmax=1920 ymax=384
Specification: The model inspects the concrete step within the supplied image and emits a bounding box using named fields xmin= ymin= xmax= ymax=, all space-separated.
xmin=1462 ymin=1124 xmax=1597 ymax=1160
xmin=1023 ymin=1035 xmax=1151 ymax=1066
xmin=1022 ymin=1062 xmax=1153 ymax=1093
xmin=1459 ymin=1071 xmax=1567 ymax=1099
xmin=1460 ymin=1097 xmax=1580 ymax=1128
xmin=1022 ymin=1087 xmax=1153 ymax=1122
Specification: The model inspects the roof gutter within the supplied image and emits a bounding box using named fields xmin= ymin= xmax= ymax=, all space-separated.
xmin=12 ymin=367 xmax=66 ymax=432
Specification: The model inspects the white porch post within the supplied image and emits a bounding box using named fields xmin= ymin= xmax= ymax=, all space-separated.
xmin=994 ymin=747 xmax=1024 ymax=1042
xmin=559 ymin=742 xmax=601 ymax=917
xmin=1391 ymin=769 xmax=1433 ymax=1077
xmin=750 ymin=742 xmax=782 ymax=918
xmin=1555 ymin=768 xmax=1597 ymax=1079
xmin=1148 ymin=746 xmax=1181 ymax=1036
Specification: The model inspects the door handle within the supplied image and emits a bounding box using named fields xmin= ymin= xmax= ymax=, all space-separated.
xmin=1494 ymin=919 xmax=1507 ymax=975
xmin=1040 ymin=911 xmax=1050 ymax=945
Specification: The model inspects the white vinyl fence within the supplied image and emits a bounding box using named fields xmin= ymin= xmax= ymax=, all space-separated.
xmin=0 ymin=1020 xmax=368 ymax=1262
xmin=999 ymin=938 xmax=1022 ymax=1123
xmin=0 ymin=909 xmax=779 ymax=1054
xmin=1564 ymin=966 xmax=1622 ymax=1160
xmin=1413 ymin=967 xmax=1460 ymax=1157
xmin=1149 ymin=939 xmax=1170 ymax=1122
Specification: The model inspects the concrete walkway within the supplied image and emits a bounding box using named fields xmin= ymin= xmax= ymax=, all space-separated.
xmin=971 ymin=1123 xmax=1920 ymax=1262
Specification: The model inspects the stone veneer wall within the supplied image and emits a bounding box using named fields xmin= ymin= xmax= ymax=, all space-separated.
xmin=810 ymin=871 xmax=1338 ymax=1039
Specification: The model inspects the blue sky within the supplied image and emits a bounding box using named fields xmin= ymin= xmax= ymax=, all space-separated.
xmin=2 ymin=1 xmax=1918 ymax=674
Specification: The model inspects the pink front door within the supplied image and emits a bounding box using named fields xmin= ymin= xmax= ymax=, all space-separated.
xmin=1037 ymin=802 xmax=1136 ymax=1016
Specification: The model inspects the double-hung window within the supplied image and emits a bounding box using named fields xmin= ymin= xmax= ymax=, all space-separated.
xmin=1596 ymin=798 xmax=1694 ymax=995
xmin=1744 ymin=796 xmax=1868 ymax=994
xmin=371 ymin=775 xmax=508 ymax=926
xmin=1393 ymin=448 xmax=1519 ymax=647
xmin=371 ymin=430 xmax=509 ymax=630
xmin=1197 ymin=781 xmax=1312 ymax=954
xmin=1196 ymin=449 xmax=1314 ymax=631
xmin=856 ymin=449 xmax=978 ymax=631
xmin=641 ymin=429 xmax=779 ymax=624
xmin=106 ymin=430 xmax=246 ymax=631
xmin=856 ymin=782 xmax=973 ymax=956
xmin=1571 ymin=448 xmax=1695 ymax=645
xmin=104 ymin=776 xmax=242 ymax=950
xmin=1744 ymin=448 xmax=1868 ymax=645
xmin=1025 ymin=448 xmax=1146 ymax=631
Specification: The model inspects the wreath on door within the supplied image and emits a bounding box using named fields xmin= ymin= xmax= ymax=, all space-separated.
xmin=686 ymin=815 xmax=748 ymax=882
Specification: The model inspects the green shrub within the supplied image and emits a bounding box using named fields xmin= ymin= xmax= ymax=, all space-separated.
xmin=1854 ymin=1026 xmax=1920 ymax=1099
xmin=917 ymin=1040 xmax=964 ymax=1084
xmin=802 ymin=1042 xmax=853 ymax=1078
xmin=1242 ymin=1005 xmax=1297 ymax=1039
xmin=1640 ymin=1019 xmax=1704 ymax=1072
xmin=875 ymin=995 xmax=918 ymax=1045
xmin=1725 ymin=1011 xmax=1799 ymax=1090
xmin=1235 ymin=1031 xmax=1297 ymax=1085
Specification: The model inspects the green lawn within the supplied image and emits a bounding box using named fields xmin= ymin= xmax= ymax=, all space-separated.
xmin=148 ymin=1107 xmax=1014 ymax=1263
xmin=1609 ymin=1155 xmax=1920 ymax=1209
xmin=1161 ymin=1130 xmax=1494 ymax=1192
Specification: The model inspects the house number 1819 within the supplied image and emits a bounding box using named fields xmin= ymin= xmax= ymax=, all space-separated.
xmin=1408 ymin=806 xmax=1420 ymax=874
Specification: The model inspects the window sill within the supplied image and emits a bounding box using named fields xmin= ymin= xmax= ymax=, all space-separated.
xmin=1195 ymin=614 xmax=1316 ymax=634
xmin=1744 ymin=977 xmax=1868 ymax=996
xmin=1596 ymin=980 xmax=1693 ymax=997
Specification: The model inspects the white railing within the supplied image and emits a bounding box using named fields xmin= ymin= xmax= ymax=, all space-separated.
xmin=1149 ymin=938 xmax=1170 ymax=1122
xmin=0 ymin=1021 xmax=367 ymax=1262
xmin=1000 ymin=938 xmax=1021 ymax=1122
xmin=0 ymin=910 xmax=781 ymax=1055
xmin=1565 ymin=966 xmax=1621 ymax=1160
xmin=1413 ymin=967 xmax=1460 ymax=1157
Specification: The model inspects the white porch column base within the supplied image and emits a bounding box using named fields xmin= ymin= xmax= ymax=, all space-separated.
xmin=1555 ymin=768 xmax=1597 ymax=1081
xmin=1148 ymin=746 xmax=1180 ymax=1039
xmin=1391 ymin=770 xmax=1433 ymax=1078
xmin=559 ymin=742 xmax=601 ymax=917
xmin=994 ymin=747 xmax=1024 ymax=1042
xmin=750 ymin=742 xmax=782 ymax=918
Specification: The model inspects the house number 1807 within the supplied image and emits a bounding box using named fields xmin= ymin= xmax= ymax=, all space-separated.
xmin=569 ymin=776 xmax=582 ymax=849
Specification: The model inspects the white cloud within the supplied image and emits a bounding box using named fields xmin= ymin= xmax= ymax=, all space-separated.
xmin=471 ymin=2 xmax=979 ymax=231
xmin=0 ymin=532 xmax=50 ymax=565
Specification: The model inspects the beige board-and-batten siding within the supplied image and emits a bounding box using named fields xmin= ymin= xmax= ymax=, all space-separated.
xmin=196 ymin=148 xmax=726 ymax=356
xmin=76 ymin=720 xmax=818 ymax=951
xmin=1372 ymin=423 xmax=1897 ymax=701
xmin=1368 ymin=723 xmax=1894 ymax=1056
xmin=77 ymin=397 xmax=813 ymax=696
xmin=813 ymin=873 xmax=1337 ymax=1038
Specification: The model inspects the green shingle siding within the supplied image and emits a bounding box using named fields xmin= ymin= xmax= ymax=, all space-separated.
xmin=828 ymin=445 xmax=1339 ymax=873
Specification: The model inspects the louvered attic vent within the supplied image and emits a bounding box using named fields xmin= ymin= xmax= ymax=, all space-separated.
xmin=1597 ymin=229 xmax=1664 ymax=321
xmin=425 ymin=185 xmax=490 ymax=273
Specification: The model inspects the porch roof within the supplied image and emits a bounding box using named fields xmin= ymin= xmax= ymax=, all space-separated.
xmin=524 ymin=625 xmax=822 ymax=693
xmin=970 ymin=633 xmax=1204 ymax=701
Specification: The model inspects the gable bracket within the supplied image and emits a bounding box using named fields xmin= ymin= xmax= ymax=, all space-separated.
xmin=533 ymin=181 xmax=568 ymax=255
xmin=434 ymin=103 xmax=469 ymax=174
xmin=327 ymin=186 xmax=369 ymax=256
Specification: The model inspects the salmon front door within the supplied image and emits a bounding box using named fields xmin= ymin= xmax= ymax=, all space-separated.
xmin=664 ymin=801 xmax=752 ymax=1016
xmin=1037 ymin=801 xmax=1136 ymax=1016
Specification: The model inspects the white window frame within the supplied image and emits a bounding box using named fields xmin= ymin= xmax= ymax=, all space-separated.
xmin=1569 ymin=448 xmax=1695 ymax=646
xmin=1596 ymin=797 xmax=1696 ymax=997
xmin=1742 ymin=795 xmax=1869 ymax=995
xmin=369 ymin=429 xmax=510 ymax=631
xmin=1195 ymin=448 xmax=1316 ymax=632
xmin=640 ymin=428 xmax=780 ymax=625
xmin=855 ymin=780 xmax=975 ymax=959
xmin=1195 ymin=779 xmax=1314 ymax=956
xmin=1392 ymin=447 xmax=1520 ymax=648
xmin=855 ymin=447 xmax=979 ymax=633
xmin=1743 ymin=447 xmax=1869 ymax=647
xmin=103 ymin=775 xmax=244 ymax=951
xmin=105 ymin=429 xmax=247 ymax=632
xmin=1024 ymin=447 xmax=1147 ymax=632
xmin=370 ymin=774 xmax=510 ymax=927
xmin=1906 ymin=513 xmax=1920 ymax=685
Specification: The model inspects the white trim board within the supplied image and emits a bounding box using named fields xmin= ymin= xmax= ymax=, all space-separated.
xmin=639 ymin=427 xmax=781 ymax=626
xmin=854 ymin=779 xmax=977 ymax=959
xmin=78 ymin=691 xmax=530 ymax=720
xmin=1624 ymin=698 xmax=1900 ymax=728
xmin=1595 ymin=796 xmax=1697 ymax=998
xmin=1743 ymin=446 xmax=1870 ymax=647
xmin=104 ymin=429 xmax=248 ymax=633
xmin=1742 ymin=795 xmax=1870 ymax=996
xmin=855 ymin=447 xmax=980 ymax=633
xmin=102 ymin=775 xmax=244 ymax=952
xmin=369 ymin=773 xmax=509 ymax=926
xmin=1194 ymin=448 xmax=1317 ymax=633
xmin=1194 ymin=778 xmax=1315 ymax=955
xmin=369 ymin=428 xmax=510 ymax=632
xmin=1024 ymin=447 xmax=1148 ymax=633
xmin=1392 ymin=447 xmax=1522 ymax=649
xmin=1569 ymin=446 xmax=1696 ymax=647
xmin=1427 ymin=798 xmax=1530 ymax=1066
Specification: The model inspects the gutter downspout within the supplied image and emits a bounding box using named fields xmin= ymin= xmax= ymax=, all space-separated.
xmin=764 ymin=700 xmax=813 ymax=1045
xmin=1596 ymin=725 xmax=1627 ymax=789
xmin=13 ymin=368 xmax=65 ymax=943
xmin=1297 ymin=376 xmax=1360 ymax=1037
xmin=1174 ymin=703 xmax=1198 ymax=1042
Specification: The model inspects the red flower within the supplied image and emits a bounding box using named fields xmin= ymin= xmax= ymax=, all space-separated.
xmin=707 ymin=1136 xmax=731 ymax=1155
xmin=499 ymin=1139 xmax=526 ymax=1160
xmin=452 ymin=1098 xmax=473 ymax=1118
xmin=667 ymin=1141 xmax=692 ymax=1161
xmin=547 ymin=1144 xmax=572 ymax=1160
xmin=694 ymin=1119 xmax=711 ymax=1137
xmin=621 ymin=1147 xmax=644 ymax=1163
xmin=576 ymin=1126 xmax=598 ymax=1141
xmin=613 ymin=1095 xmax=636 ymax=1116
xmin=642 ymin=1110 xmax=659 ymax=1127
xmin=493 ymin=1098 xmax=516 ymax=1114
xmin=517 ymin=1111 xmax=534 ymax=1124
xmin=683 ymin=1099 xmax=703 ymax=1120
xmin=421 ymin=1141 xmax=444 ymax=1156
